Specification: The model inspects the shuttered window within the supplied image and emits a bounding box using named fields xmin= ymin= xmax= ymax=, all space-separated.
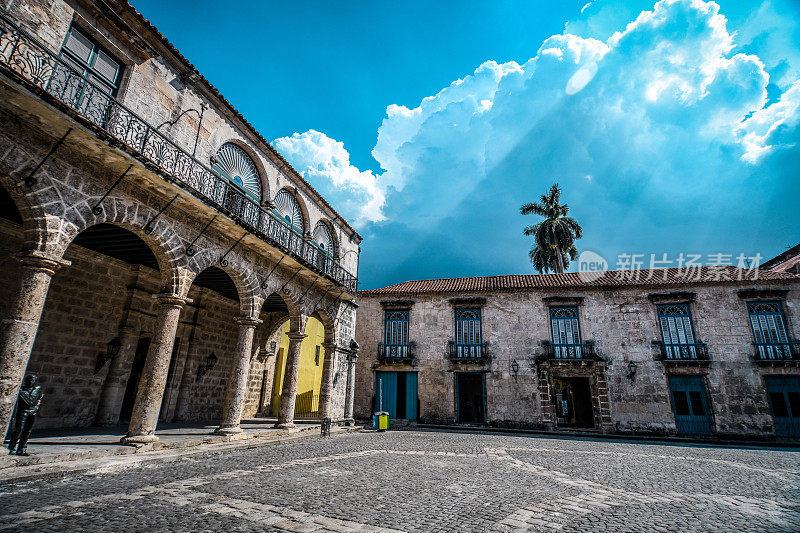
xmin=657 ymin=304 xmax=698 ymax=359
xmin=60 ymin=26 xmax=122 ymax=95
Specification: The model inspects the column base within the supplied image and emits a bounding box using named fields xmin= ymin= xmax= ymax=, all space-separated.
xmin=213 ymin=425 xmax=243 ymax=435
xmin=274 ymin=422 xmax=295 ymax=429
xmin=120 ymin=434 xmax=159 ymax=445
xmin=344 ymin=418 xmax=355 ymax=426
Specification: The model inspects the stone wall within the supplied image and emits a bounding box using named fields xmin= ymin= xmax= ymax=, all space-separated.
xmin=355 ymin=281 xmax=800 ymax=437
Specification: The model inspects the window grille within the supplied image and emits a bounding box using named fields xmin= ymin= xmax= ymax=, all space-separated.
xmin=657 ymin=304 xmax=699 ymax=359
xmin=748 ymin=302 xmax=791 ymax=359
xmin=454 ymin=309 xmax=482 ymax=359
xmin=549 ymin=307 xmax=582 ymax=358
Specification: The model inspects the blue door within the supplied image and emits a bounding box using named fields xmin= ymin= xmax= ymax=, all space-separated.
xmin=405 ymin=372 xmax=418 ymax=421
xmin=375 ymin=371 xmax=397 ymax=418
xmin=765 ymin=376 xmax=800 ymax=437
xmin=668 ymin=375 xmax=713 ymax=435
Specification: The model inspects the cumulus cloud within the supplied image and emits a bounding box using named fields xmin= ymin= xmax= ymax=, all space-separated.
xmin=275 ymin=0 xmax=800 ymax=287
xmin=273 ymin=130 xmax=385 ymax=226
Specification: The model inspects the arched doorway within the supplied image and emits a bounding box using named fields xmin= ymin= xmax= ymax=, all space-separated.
xmin=0 ymin=184 xmax=25 ymax=316
xmin=270 ymin=315 xmax=326 ymax=418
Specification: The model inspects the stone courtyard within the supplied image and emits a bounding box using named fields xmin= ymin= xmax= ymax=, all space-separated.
xmin=1 ymin=429 xmax=798 ymax=532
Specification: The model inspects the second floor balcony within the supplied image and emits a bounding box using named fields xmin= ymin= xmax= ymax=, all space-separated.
xmin=653 ymin=341 xmax=710 ymax=363
xmin=448 ymin=341 xmax=489 ymax=364
xmin=753 ymin=341 xmax=800 ymax=362
xmin=541 ymin=340 xmax=597 ymax=361
xmin=377 ymin=342 xmax=416 ymax=365
xmin=0 ymin=14 xmax=357 ymax=292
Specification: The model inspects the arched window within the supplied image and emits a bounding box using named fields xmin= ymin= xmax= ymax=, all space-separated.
xmin=273 ymin=189 xmax=304 ymax=233
xmin=212 ymin=143 xmax=262 ymax=200
xmin=313 ymin=221 xmax=335 ymax=257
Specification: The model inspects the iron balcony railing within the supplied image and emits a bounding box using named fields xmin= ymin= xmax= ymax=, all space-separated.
xmin=377 ymin=343 xmax=415 ymax=364
xmin=654 ymin=341 xmax=710 ymax=361
xmin=542 ymin=341 xmax=596 ymax=360
xmin=753 ymin=341 xmax=800 ymax=361
xmin=0 ymin=14 xmax=357 ymax=292
xmin=448 ymin=341 xmax=488 ymax=363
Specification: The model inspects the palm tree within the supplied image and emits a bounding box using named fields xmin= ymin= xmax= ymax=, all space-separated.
xmin=521 ymin=183 xmax=583 ymax=274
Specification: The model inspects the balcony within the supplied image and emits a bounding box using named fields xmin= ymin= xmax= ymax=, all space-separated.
xmin=536 ymin=340 xmax=601 ymax=365
xmin=0 ymin=14 xmax=357 ymax=292
xmin=377 ymin=343 xmax=415 ymax=365
xmin=448 ymin=341 xmax=488 ymax=364
xmin=752 ymin=341 xmax=800 ymax=363
xmin=653 ymin=341 xmax=710 ymax=366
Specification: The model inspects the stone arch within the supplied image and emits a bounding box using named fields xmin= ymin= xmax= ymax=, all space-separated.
xmin=273 ymin=187 xmax=310 ymax=237
xmin=212 ymin=139 xmax=269 ymax=203
xmin=311 ymin=306 xmax=337 ymax=347
xmin=312 ymin=218 xmax=339 ymax=259
xmin=185 ymin=250 xmax=262 ymax=319
xmin=55 ymin=196 xmax=184 ymax=295
xmin=0 ymin=172 xmax=50 ymax=254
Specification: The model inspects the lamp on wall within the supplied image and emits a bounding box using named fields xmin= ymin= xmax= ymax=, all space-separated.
xmin=94 ymin=337 xmax=122 ymax=374
xmin=510 ymin=359 xmax=520 ymax=376
xmin=196 ymin=352 xmax=218 ymax=381
xmin=627 ymin=361 xmax=638 ymax=383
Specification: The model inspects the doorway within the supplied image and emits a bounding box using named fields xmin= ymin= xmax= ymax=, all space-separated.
xmin=119 ymin=337 xmax=150 ymax=422
xmin=456 ymin=372 xmax=485 ymax=424
xmin=553 ymin=377 xmax=595 ymax=428
xmin=764 ymin=376 xmax=800 ymax=437
xmin=668 ymin=375 xmax=713 ymax=435
xmin=375 ymin=371 xmax=418 ymax=420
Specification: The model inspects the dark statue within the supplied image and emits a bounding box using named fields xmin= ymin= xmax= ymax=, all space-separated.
xmin=7 ymin=374 xmax=43 ymax=456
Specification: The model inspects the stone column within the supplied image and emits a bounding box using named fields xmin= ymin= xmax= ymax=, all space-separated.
xmin=344 ymin=352 xmax=359 ymax=425
xmin=275 ymin=331 xmax=307 ymax=429
xmin=215 ymin=316 xmax=261 ymax=435
xmin=172 ymin=289 xmax=205 ymax=422
xmin=0 ymin=252 xmax=68 ymax=437
xmin=94 ymin=325 xmax=137 ymax=426
xmin=318 ymin=342 xmax=338 ymax=419
xmin=121 ymin=294 xmax=189 ymax=444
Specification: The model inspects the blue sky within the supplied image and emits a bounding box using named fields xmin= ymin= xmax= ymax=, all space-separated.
xmin=133 ymin=0 xmax=800 ymax=289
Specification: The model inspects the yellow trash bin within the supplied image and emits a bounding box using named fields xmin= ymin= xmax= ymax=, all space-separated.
xmin=373 ymin=412 xmax=388 ymax=431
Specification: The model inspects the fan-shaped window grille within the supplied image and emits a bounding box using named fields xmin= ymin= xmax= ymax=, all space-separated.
xmin=212 ymin=143 xmax=261 ymax=200
xmin=273 ymin=190 xmax=304 ymax=233
xmin=313 ymin=222 xmax=335 ymax=257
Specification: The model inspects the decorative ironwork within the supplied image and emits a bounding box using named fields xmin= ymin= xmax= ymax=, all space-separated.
xmin=653 ymin=340 xmax=709 ymax=361
xmin=0 ymin=13 xmax=357 ymax=292
xmin=185 ymin=214 xmax=217 ymax=256
xmin=261 ymin=255 xmax=285 ymax=289
xmin=143 ymin=194 xmax=179 ymax=234
xmin=273 ymin=189 xmax=304 ymax=231
xmin=448 ymin=341 xmax=488 ymax=363
xmin=92 ymin=164 xmax=132 ymax=215
xmin=752 ymin=341 xmax=800 ymax=361
xmin=220 ymin=232 xmax=247 ymax=267
xmin=313 ymin=222 xmax=335 ymax=255
xmin=281 ymin=267 xmax=303 ymax=292
xmin=748 ymin=302 xmax=782 ymax=314
xmin=541 ymin=340 xmax=598 ymax=360
xmin=312 ymin=284 xmax=332 ymax=310
xmin=156 ymin=104 xmax=206 ymax=158
xmin=212 ymin=142 xmax=261 ymax=200
xmin=23 ymin=128 xmax=72 ymax=186
xmin=378 ymin=342 xmax=415 ymax=365
xmin=298 ymin=276 xmax=318 ymax=304
xmin=550 ymin=307 xmax=578 ymax=318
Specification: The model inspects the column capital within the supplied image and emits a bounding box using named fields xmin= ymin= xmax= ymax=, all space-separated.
xmin=286 ymin=331 xmax=308 ymax=341
xmin=321 ymin=342 xmax=340 ymax=352
xmin=152 ymin=293 xmax=192 ymax=308
xmin=235 ymin=316 xmax=263 ymax=328
xmin=16 ymin=251 xmax=71 ymax=275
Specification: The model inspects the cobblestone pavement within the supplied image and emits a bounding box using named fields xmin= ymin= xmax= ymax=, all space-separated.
xmin=0 ymin=429 xmax=798 ymax=532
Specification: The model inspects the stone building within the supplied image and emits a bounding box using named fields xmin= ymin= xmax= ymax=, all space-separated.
xmin=0 ymin=0 xmax=361 ymax=444
xmin=355 ymin=267 xmax=800 ymax=439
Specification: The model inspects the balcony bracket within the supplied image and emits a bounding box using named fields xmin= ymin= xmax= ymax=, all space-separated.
xmin=280 ymin=267 xmax=303 ymax=292
xmin=185 ymin=214 xmax=217 ymax=256
xmin=91 ymin=165 xmax=132 ymax=215
xmin=298 ymin=277 xmax=318 ymax=304
xmin=144 ymin=194 xmax=179 ymax=235
xmin=23 ymin=128 xmax=72 ymax=187
xmin=312 ymin=285 xmax=332 ymax=311
xmin=220 ymin=231 xmax=247 ymax=267
xmin=261 ymin=255 xmax=285 ymax=289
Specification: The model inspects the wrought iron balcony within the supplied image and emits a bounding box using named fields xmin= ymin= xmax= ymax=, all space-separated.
xmin=448 ymin=341 xmax=488 ymax=363
xmin=654 ymin=341 xmax=710 ymax=362
xmin=752 ymin=341 xmax=800 ymax=361
xmin=0 ymin=14 xmax=357 ymax=292
xmin=541 ymin=340 xmax=597 ymax=360
xmin=377 ymin=343 xmax=415 ymax=365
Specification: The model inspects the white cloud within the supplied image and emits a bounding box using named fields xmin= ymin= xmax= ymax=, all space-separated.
xmin=272 ymin=130 xmax=386 ymax=226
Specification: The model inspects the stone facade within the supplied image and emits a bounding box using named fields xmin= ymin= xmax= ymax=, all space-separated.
xmin=0 ymin=0 xmax=360 ymax=442
xmin=355 ymin=272 xmax=800 ymax=439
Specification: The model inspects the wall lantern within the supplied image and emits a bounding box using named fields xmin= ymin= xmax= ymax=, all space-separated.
xmin=627 ymin=361 xmax=638 ymax=383
xmin=196 ymin=352 xmax=218 ymax=381
xmin=510 ymin=359 xmax=520 ymax=376
xmin=94 ymin=337 xmax=122 ymax=374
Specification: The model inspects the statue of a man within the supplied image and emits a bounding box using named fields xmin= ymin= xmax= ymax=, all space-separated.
xmin=7 ymin=374 xmax=43 ymax=456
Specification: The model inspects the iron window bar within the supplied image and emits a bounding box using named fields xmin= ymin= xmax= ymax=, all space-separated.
xmin=0 ymin=13 xmax=357 ymax=293
xmin=377 ymin=343 xmax=415 ymax=365
xmin=542 ymin=340 xmax=597 ymax=360
xmin=752 ymin=341 xmax=800 ymax=361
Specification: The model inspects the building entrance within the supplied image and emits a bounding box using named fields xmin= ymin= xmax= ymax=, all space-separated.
xmin=553 ymin=377 xmax=595 ymax=428
xmin=456 ymin=372 xmax=484 ymax=424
